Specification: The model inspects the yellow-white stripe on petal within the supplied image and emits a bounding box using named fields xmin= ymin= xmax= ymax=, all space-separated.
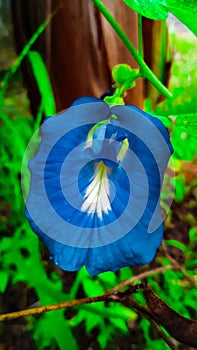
xmin=117 ymin=138 xmax=129 ymax=162
xmin=81 ymin=161 xmax=111 ymax=219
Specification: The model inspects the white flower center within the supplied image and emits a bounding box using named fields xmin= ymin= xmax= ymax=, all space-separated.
xmin=81 ymin=161 xmax=111 ymax=219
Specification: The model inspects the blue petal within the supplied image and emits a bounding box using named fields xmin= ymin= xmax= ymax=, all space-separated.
xmin=91 ymin=123 xmax=128 ymax=167
xmin=70 ymin=96 xmax=103 ymax=107
xmin=26 ymin=99 xmax=173 ymax=275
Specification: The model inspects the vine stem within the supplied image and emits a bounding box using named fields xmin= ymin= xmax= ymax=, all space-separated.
xmin=138 ymin=13 xmax=144 ymax=58
xmin=92 ymin=0 xmax=172 ymax=99
xmin=104 ymin=265 xmax=173 ymax=294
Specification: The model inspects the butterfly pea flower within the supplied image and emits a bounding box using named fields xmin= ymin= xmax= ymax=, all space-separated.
xmin=26 ymin=97 xmax=173 ymax=275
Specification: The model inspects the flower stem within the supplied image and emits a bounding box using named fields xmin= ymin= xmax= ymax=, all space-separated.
xmin=138 ymin=14 xmax=144 ymax=58
xmin=92 ymin=0 xmax=172 ymax=99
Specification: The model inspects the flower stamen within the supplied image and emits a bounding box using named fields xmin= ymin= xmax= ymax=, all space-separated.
xmin=81 ymin=161 xmax=111 ymax=219
xmin=117 ymin=138 xmax=129 ymax=162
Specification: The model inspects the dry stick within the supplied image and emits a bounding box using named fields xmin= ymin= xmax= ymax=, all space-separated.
xmin=0 ymin=287 xmax=139 ymax=322
xmin=17 ymin=288 xmax=177 ymax=349
xmin=126 ymin=297 xmax=178 ymax=350
xmin=143 ymin=283 xmax=197 ymax=348
xmin=0 ymin=281 xmax=178 ymax=349
xmin=0 ymin=295 xmax=108 ymax=322
xmin=0 ymin=266 xmax=172 ymax=322
xmin=104 ymin=265 xmax=173 ymax=294
xmin=147 ymin=318 xmax=178 ymax=350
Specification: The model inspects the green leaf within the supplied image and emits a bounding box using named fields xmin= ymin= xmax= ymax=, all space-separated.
xmin=32 ymin=311 xmax=78 ymax=350
xmin=83 ymin=276 xmax=105 ymax=296
xmin=119 ymin=266 xmax=133 ymax=280
xmin=171 ymin=175 xmax=185 ymax=202
xmin=0 ymin=270 xmax=9 ymax=293
xmin=28 ymin=51 xmax=56 ymax=117
xmin=164 ymin=0 xmax=197 ymax=37
xmin=97 ymin=323 xmax=113 ymax=349
xmin=184 ymin=289 xmax=197 ymax=310
xmin=71 ymin=302 xmax=135 ymax=349
xmin=165 ymin=239 xmax=189 ymax=254
xmin=154 ymin=115 xmax=172 ymax=129
xmin=123 ymin=0 xmax=168 ymax=20
xmin=97 ymin=271 xmax=118 ymax=287
xmin=123 ymin=0 xmax=197 ymax=36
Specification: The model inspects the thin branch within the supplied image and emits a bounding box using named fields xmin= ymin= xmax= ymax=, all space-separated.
xmin=124 ymin=297 xmax=178 ymax=350
xmin=104 ymin=265 xmax=173 ymax=294
xmin=0 ymin=287 xmax=140 ymax=322
xmin=0 ymin=295 xmax=107 ymax=322
xmin=0 ymin=281 xmax=178 ymax=349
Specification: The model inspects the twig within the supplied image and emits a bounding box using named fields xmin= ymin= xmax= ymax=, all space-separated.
xmin=104 ymin=265 xmax=173 ymax=294
xmin=0 ymin=281 xmax=178 ymax=349
xmin=0 ymin=295 xmax=106 ymax=322
xmin=119 ymin=295 xmax=178 ymax=350
xmin=0 ymin=287 xmax=140 ymax=322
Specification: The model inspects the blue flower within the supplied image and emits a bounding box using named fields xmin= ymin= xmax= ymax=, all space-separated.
xmin=26 ymin=97 xmax=173 ymax=275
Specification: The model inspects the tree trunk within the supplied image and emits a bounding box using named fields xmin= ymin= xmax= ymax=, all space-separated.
xmin=49 ymin=0 xmax=143 ymax=110
xmin=11 ymin=0 xmax=143 ymax=114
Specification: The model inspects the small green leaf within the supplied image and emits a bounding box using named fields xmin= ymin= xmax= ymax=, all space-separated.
xmin=83 ymin=277 xmax=104 ymax=296
xmin=119 ymin=266 xmax=133 ymax=280
xmin=165 ymin=239 xmax=189 ymax=254
xmin=32 ymin=311 xmax=78 ymax=350
xmin=97 ymin=271 xmax=118 ymax=287
xmin=112 ymin=64 xmax=139 ymax=88
xmin=97 ymin=323 xmax=113 ymax=349
xmin=189 ymin=228 xmax=197 ymax=242
xmin=123 ymin=0 xmax=168 ymax=20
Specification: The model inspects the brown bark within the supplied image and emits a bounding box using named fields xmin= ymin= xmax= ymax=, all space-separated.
xmin=49 ymin=0 xmax=143 ymax=110
xmin=49 ymin=0 xmax=111 ymax=110
xmin=11 ymin=0 xmax=48 ymax=116
xmin=99 ymin=0 xmax=143 ymax=106
xmin=11 ymin=0 xmax=144 ymax=114
xmin=143 ymin=18 xmax=171 ymax=107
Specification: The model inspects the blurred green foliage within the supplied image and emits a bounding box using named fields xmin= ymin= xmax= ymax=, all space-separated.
xmin=123 ymin=0 xmax=197 ymax=36
xmin=0 ymin=7 xmax=197 ymax=350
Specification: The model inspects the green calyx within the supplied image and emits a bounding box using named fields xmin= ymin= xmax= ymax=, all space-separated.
xmin=104 ymin=64 xmax=140 ymax=107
